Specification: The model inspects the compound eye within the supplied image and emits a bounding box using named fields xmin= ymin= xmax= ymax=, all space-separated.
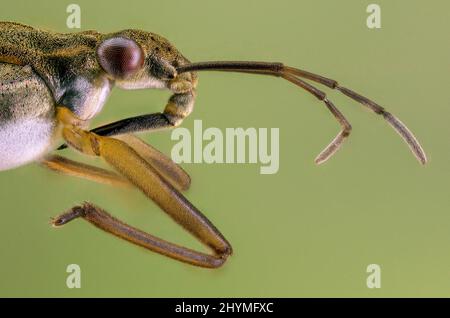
xmin=97 ymin=37 xmax=144 ymax=79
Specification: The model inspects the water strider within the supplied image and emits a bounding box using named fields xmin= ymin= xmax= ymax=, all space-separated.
xmin=0 ymin=22 xmax=427 ymax=268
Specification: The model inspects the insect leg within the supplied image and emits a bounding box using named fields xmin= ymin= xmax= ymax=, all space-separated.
xmin=41 ymin=154 xmax=129 ymax=187
xmin=55 ymin=107 xmax=231 ymax=268
xmin=55 ymin=133 xmax=190 ymax=190
xmin=45 ymin=134 xmax=191 ymax=191
xmin=56 ymin=113 xmax=170 ymax=150
xmin=53 ymin=202 xmax=229 ymax=268
xmin=114 ymin=134 xmax=191 ymax=191
xmin=92 ymin=90 xmax=195 ymax=136
xmin=89 ymin=112 xmax=172 ymax=136
xmin=57 ymin=90 xmax=195 ymax=150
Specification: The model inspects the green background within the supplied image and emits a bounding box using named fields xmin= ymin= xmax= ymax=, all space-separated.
xmin=0 ymin=0 xmax=448 ymax=297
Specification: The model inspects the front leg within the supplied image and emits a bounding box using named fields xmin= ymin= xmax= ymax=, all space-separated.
xmin=91 ymin=79 xmax=196 ymax=137
xmin=57 ymin=90 xmax=196 ymax=151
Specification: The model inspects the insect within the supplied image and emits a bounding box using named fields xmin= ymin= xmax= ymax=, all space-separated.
xmin=0 ymin=22 xmax=427 ymax=268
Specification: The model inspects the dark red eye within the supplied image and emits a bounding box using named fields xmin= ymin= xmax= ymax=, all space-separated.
xmin=97 ymin=37 xmax=144 ymax=79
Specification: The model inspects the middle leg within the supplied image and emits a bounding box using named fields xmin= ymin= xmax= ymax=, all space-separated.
xmin=41 ymin=154 xmax=129 ymax=187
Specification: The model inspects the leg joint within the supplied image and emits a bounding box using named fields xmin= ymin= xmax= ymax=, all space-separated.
xmin=163 ymin=90 xmax=196 ymax=126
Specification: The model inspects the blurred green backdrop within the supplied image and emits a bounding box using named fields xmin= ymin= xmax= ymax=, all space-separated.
xmin=0 ymin=0 xmax=449 ymax=297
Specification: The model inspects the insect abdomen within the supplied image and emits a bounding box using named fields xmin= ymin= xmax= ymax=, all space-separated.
xmin=0 ymin=63 xmax=57 ymax=170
